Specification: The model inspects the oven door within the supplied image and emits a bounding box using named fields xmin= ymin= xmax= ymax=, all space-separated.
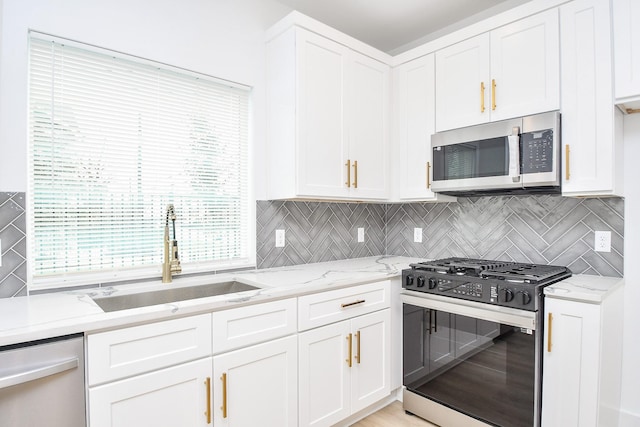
xmin=402 ymin=292 xmax=541 ymax=427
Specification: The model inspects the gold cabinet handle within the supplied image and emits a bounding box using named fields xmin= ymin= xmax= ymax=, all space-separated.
xmin=345 ymin=159 xmax=351 ymax=187
xmin=426 ymin=162 xmax=431 ymax=189
xmin=220 ymin=373 xmax=228 ymax=419
xmin=346 ymin=333 xmax=353 ymax=367
xmin=353 ymin=160 xmax=358 ymax=189
xmin=480 ymin=82 xmax=485 ymax=113
xmin=204 ymin=377 xmax=212 ymax=424
xmin=341 ymin=299 xmax=365 ymax=308
xmin=355 ymin=330 xmax=361 ymax=364
xmin=491 ymin=79 xmax=496 ymax=111
xmin=565 ymin=145 xmax=570 ymax=181
xmin=547 ymin=313 xmax=553 ymax=352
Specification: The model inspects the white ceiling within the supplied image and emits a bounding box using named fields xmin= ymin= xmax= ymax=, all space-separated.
xmin=273 ymin=0 xmax=532 ymax=54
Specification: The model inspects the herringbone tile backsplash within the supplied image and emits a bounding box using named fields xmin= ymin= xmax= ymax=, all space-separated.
xmin=257 ymin=196 xmax=624 ymax=277
xmin=0 ymin=194 xmax=625 ymax=298
xmin=0 ymin=193 xmax=27 ymax=297
xmin=256 ymin=201 xmax=386 ymax=268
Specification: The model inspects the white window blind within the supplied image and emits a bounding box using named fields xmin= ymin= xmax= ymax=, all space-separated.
xmin=28 ymin=34 xmax=252 ymax=287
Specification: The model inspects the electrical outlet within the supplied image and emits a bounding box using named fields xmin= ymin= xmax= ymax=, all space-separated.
xmin=594 ymin=230 xmax=611 ymax=252
xmin=414 ymin=228 xmax=423 ymax=243
xmin=357 ymin=227 xmax=365 ymax=243
xmin=275 ymin=229 xmax=285 ymax=248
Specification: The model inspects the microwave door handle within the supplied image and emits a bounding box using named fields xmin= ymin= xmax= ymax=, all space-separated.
xmin=508 ymin=127 xmax=520 ymax=183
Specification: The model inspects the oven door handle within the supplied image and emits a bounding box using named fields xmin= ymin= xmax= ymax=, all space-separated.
xmin=402 ymin=292 xmax=536 ymax=330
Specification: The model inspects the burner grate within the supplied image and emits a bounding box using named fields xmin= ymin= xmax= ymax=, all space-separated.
xmin=410 ymin=257 xmax=571 ymax=285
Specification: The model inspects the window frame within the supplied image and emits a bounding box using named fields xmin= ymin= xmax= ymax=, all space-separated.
xmin=27 ymin=32 xmax=256 ymax=291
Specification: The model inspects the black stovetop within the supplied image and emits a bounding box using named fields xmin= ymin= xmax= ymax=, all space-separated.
xmin=409 ymin=257 xmax=571 ymax=286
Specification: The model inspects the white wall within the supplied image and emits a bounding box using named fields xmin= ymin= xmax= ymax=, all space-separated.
xmin=621 ymin=113 xmax=640 ymax=427
xmin=0 ymin=0 xmax=291 ymax=194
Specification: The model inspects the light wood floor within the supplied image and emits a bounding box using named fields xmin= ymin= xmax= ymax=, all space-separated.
xmin=352 ymin=401 xmax=437 ymax=427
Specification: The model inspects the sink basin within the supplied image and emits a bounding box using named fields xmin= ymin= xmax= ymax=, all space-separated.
xmin=92 ymin=281 xmax=260 ymax=312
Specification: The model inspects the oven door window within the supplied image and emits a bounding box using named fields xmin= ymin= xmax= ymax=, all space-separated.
xmin=403 ymin=304 xmax=535 ymax=427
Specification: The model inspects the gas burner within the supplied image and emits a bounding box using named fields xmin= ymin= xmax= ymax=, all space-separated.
xmin=410 ymin=257 xmax=517 ymax=277
xmin=480 ymin=263 xmax=572 ymax=284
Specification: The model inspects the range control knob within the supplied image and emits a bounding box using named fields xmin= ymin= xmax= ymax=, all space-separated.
xmin=428 ymin=277 xmax=438 ymax=289
xmin=517 ymin=290 xmax=532 ymax=306
xmin=405 ymin=274 xmax=414 ymax=287
xmin=416 ymin=276 xmax=426 ymax=287
xmin=500 ymin=288 xmax=514 ymax=303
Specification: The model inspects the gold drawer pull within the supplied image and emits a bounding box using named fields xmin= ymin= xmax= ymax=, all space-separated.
xmin=220 ymin=373 xmax=228 ymax=419
xmin=341 ymin=299 xmax=365 ymax=308
xmin=353 ymin=160 xmax=358 ymax=189
xmin=345 ymin=159 xmax=351 ymax=187
xmin=355 ymin=330 xmax=361 ymax=364
xmin=346 ymin=333 xmax=353 ymax=367
xmin=426 ymin=162 xmax=431 ymax=189
xmin=204 ymin=377 xmax=212 ymax=424
xmin=492 ymin=79 xmax=496 ymax=110
xmin=480 ymin=81 xmax=485 ymax=113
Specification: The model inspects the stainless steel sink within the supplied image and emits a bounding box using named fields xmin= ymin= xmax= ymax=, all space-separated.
xmin=92 ymin=281 xmax=260 ymax=312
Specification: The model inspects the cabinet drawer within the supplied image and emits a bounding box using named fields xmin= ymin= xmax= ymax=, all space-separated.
xmin=213 ymin=298 xmax=297 ymax=354
xmin=87 ymin=314 xmax=212 ymax=386
xmin=298 ymin=281 xmax=390 ymax=331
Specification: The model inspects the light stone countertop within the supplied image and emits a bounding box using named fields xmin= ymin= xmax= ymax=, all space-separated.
xmin=0 ymin=256 xmax=424 ymax=347
xmin=544 ymin=274 xmax=624 ymax=303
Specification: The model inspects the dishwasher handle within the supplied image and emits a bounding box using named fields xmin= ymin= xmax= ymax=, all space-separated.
xmin=0 ymin=357 xmax=79 ymax=390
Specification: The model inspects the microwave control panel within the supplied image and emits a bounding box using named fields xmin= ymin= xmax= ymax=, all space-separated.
xmin=521 ymin=129 xmax=554 ymax=174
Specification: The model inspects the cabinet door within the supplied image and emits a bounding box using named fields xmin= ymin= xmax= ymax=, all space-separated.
xmin=613 ymin=0 xmax=640 ymax=100
xmin=348 ymin=52 xmax=389 ymax=199
xmin=350 ymin=309 xmax=391 ymax=413
xmin=435 ymin=34 xmax=490 ymax=131
xmin=541 ymin=298 xmax=600 ymax=427
xmin=299 ymin=321 xmax=351 ymax=427
xmin=89 ymin=358 xmax=212 ymax=427
xmin=490 ymin=9 xmax=560 ymax=121
xmin=213 ymin=336 xmax=298 ymax=427
xmin=560 ymin=0 xmax=620 ymax=196
xmin=296 ymin=30 xmax=350 ymax=198
xmin=395 ymin=54 xmax=439 ymax=200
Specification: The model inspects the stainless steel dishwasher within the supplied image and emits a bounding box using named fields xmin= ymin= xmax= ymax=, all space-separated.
xmin=0 ymin=333 xmax=86 ymax=427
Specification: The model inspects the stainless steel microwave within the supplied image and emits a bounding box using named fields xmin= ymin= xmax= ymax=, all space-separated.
xmin=431 ymin=111 xmax=561 ymax=196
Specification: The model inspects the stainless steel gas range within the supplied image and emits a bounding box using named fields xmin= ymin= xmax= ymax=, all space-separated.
xmin=401 ymin=258 xmax=571 ymax=427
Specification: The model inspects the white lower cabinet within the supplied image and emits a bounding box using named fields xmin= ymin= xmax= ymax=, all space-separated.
xmin=541 ymin=282 xmax=624 ymax=427
xmin=89 ymin=357 xmax=212 ymax=427
xmin=298 ymin=309 xmax=390 ymax=427
xmin=213 ymin=335 xmax=298 ymax=427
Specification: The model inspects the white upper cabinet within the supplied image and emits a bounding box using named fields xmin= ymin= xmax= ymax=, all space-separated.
xmin=392 ymin=54 xmax=455 ymax=201
xmin=435 ymin=35 xmax=490 ymax=131
xmin=294 ymin=30 xmax=350 ymax=199
xmin=560 ymin=0 xmax=623 ymax=197
xmin=266 ymin=25 xmax=390 ymax=201
xmin=348 ymin=53 xmax=390 ymax=199
xmin=435 ymin=9 xmax=560 ymax=132
xmin=613 ymin=0 xmax=640 ymax=109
